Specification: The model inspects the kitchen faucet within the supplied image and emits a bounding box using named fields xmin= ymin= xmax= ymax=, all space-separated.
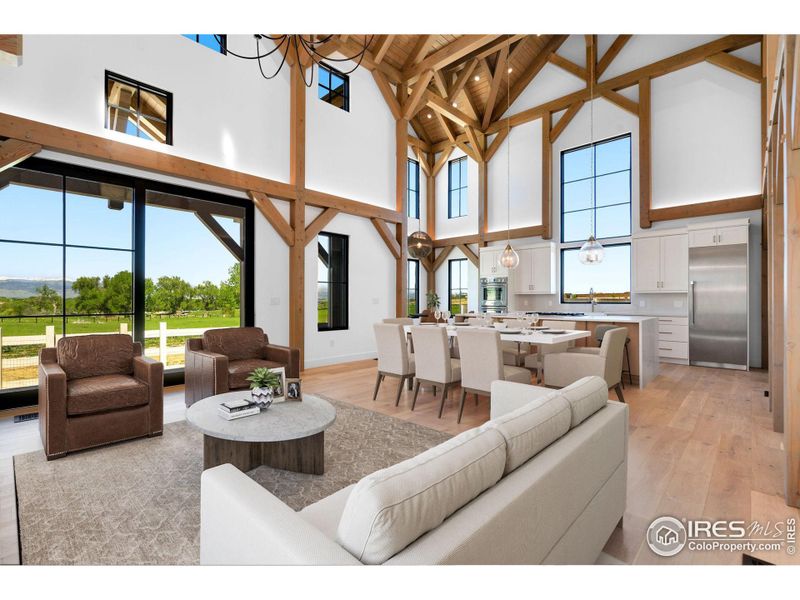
xmin=589 ymin=287 xmax=596 ymax=313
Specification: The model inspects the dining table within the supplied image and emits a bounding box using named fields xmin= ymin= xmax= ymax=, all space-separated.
xmin=403 ymin=323 xmax=590 ymax=385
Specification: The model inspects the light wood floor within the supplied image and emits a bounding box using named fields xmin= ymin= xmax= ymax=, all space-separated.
xmin=1 ymin=360 xmax=798 ymax=565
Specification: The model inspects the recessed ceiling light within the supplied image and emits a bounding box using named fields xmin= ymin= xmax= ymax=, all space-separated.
xmin=507 ymin=67 xmax=513 ymax=74
xmin=474 ymin=75 xmax=480 ymax=81
xmin=452 ymin=102 xmax=458 ymax=107
xmin=427 ymin=113 xmax=432 ymax=119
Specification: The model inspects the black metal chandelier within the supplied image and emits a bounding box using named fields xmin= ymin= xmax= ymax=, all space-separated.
xmin=214 ymin=35 xmax=373 ymax=87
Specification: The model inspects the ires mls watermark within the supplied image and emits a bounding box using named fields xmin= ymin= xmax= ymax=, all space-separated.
xmin=647 ymin=516 xmax=797 ymax=557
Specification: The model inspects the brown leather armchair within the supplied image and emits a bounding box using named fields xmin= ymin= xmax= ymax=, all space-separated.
xmin=38 ymin=334 xmax=163 ymax=461
xmin=184 ymin=327 xmax=299 ymax=407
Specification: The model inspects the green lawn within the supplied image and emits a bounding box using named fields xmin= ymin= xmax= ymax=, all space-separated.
xmin=0 ymin=312 xmax=240 ymax=337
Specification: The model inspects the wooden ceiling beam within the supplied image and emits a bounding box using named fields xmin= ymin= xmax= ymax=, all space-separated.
xmin=249 ymin=191 xmax=295 ymax=246
xmin=432 ymin=145 xmax=454 ymax=177
xmin=447 ymin=59 xmax=478 ymax=104
xmin=456 ymin=139 xmax=481 ymax=164
xmin=304 ymin=208 xmax=340 ymax=241
xmin=339 ymin=38 xmax=402 ymax=82
xmin=372 ymin=70 xmax=401 ymax=120
xmin=403 ymin=35 xmax=502 ymax=82
xmin=464 ymin=126 xmax=485 ymax=162
xmin=705 ymin=51 xmax=761 ymax=83
xmin=482 ymin=47 xmax=510 ymax=130
xmin=548 ymin=53 xmax=588 ymax=81
xmin=410 ymin=116 xmax=434 ymax=145
xmin=425 ymin=91 xmax=481 ymax=130
xmin=432 ymin=69 xmax=450 ymax=97
xmin=370 ymin=217 xmax=402 ymax=259
xmin=403 ymin=70 xmax=435 ymax=120
xmin=601 ymin=34 xmax=761 ymax=92
xmin=484 ymin=128 xmax=509 ymax=163
xmin=457 ymin=243 xmax=479 ymax=268
xmin=404 ymin=35 xmax=436 ymax=69
xmin=432 ymin=244 xmax=455 ymax=270
xmin=586 ymin=35 xmax=597 ymax=82
xmin=415 ymin=146 xmax=432 ymax=177
xmin=599 ymin=89 xmax=639 ymax=115
xmin=0 ymin=138 xmax=41 ymax=173
xmin=549 ymin=100 xmax=584 ymax=143
xmin=495 ymin=35 xmax=569 ymax=124
xmin=373 ymin=35 xmax=396 ymax=65
xmin=407 ymin=135 xmax=432 ymax=152
xmin=596 ymin=34 xmax=632 ymax=78
xmin=304 ymin=188 xmax=402 ymax=223
xmin=433 ymin=110 xmax=456 ymax=143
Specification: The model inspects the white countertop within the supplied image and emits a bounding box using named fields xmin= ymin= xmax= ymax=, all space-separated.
xmin=490 ymin=313 xmax=657 ymax=324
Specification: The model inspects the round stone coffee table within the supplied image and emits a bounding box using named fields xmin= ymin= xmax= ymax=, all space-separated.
xmin=186 ymin=392 xmax=336 ymax=475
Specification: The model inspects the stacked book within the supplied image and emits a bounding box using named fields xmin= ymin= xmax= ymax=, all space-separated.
xmin=218 ymin=398 xmax=260 ymax=420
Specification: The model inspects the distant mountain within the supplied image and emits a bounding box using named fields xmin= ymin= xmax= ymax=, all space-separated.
xmin=0 ymin=278 xmax=76 ymax=299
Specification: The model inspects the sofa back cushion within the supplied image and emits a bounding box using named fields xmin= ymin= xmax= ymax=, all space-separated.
xmin=203 ymin=327 xmax=267 ymax=361
xmin=336 ymin=425 xmax=506 ymax=564
xmin=558 ymin=376 xmax=609 ymax=427
xmin=57 ymin=334 xmax=134 ymax=380
xmin=486 ymin=392 xmax=571 ymax=474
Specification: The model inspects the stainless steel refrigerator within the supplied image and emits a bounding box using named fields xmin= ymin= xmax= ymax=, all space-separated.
xmin=689 ymin=244 xmax=748 ymax=370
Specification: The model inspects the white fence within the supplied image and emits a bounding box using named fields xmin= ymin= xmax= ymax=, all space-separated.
xmin=0 ymin=323 xmax=211 ymax=388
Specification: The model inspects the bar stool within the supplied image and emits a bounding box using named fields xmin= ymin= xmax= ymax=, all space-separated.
xmin=595 ymin=325 xmax=633 ymax=388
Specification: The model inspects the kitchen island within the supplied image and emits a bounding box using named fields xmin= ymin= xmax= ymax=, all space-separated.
xmin=489 ymin=313 xmax=660 ymax=388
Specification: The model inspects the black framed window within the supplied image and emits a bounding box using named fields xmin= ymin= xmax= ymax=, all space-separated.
xmin=448 ymin=258 xmax=468 ymax=314
xmin=561 ymin=243 xmax=631 ymax=304
xmin=105 ymin=71 xmax=173 ymax=145
xmin=182 ymin=34 xmax=227 ymax=54
xmin=318 ymin=63 xmax=350 ymax=112
xmin=561 ymin=134 xmax=631 ymax=243
xmin=407 ymin=159 xmax=420 ymax=219
xmin=0 ymin=158 xmax=254 ymax=409
xmin=317 ymin=232 xmax=349 ymax=330
xmin=448 ymin=156 xmax=468 ymax=218
xmin=407 ymin=259 xmax=419 ymax=316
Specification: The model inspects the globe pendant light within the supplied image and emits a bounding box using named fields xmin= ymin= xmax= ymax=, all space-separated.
xmin=579 ymin=50 xmax=604 ymax=266
xmin=408 ymin=230 xmax=433 ymax=259
xmin=499 ymin=51 xmax=519 ymax=270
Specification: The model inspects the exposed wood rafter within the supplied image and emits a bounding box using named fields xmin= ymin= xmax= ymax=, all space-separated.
xmin=0 ymin=138 xmax=41 ymax=173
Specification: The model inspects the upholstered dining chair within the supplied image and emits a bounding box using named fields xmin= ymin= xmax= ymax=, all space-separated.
xmin=544 ymin=326 xmax=628 ymax=402
xmin=372 ymin=323 xmax=416 ymax=406
xmin=382 ymin=317 xmax=415 ymax=353
xmin=500 ymin=318 xmax=533 ymax=366
xmin=409 ymin=326 xmax=461 ymax=418
xmin=524 ymin=320 xmax=578 ymax=382
xmin=592 ymin=324 xmax=633 ymax=387
xmin=455 ymin=328 xmax=531 ymax=423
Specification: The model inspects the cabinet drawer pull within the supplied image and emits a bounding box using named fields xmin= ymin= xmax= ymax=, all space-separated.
xmin=659 ymin=347 xmax=672 ymax=351
xmin=660 ymin=331 xmax=672 ymax=334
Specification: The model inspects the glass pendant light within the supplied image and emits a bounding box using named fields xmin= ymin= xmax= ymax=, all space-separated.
xmin=499 ymin=52 xmax=519 ymax=270
xmin=579 ymin=50 xmax=604 ymax=266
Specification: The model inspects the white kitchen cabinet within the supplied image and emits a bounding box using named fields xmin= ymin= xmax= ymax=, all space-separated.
xmin=513 ymin=244 xmax=555 ymax=294
xmin=633 ymin=233 xmax=688 ymax=293
xmin=689 ymin=223 xmax=749 ymax=248
xmin=479 ymin=249 xmax=507 ymax=278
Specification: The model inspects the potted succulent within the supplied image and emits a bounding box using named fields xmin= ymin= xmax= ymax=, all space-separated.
xmin=246 ymin=367 xmax=282 ymax=409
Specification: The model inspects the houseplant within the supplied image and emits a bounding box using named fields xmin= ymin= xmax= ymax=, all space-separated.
xmin=426 ymin=291 xmax=440 ymax=310
xmin=246 ymin=367 xmax=282 ymax=409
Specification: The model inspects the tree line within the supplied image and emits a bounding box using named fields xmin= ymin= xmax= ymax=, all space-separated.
xmin=0 ymin=264 xmax=240 ymax=317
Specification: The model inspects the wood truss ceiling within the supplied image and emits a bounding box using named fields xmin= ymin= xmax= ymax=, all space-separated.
xmin=310 ymin=34 xmax=756 ymax=143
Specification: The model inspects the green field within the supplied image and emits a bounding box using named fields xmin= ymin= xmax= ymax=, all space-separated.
xmin=0 ymin=312 xmax=240 ymax=337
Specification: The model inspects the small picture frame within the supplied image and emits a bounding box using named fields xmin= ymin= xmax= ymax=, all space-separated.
xmin=267 ymin=366 xmax=286 ymax=403
xmin=286 ymin=378 xmax=302 ymax=401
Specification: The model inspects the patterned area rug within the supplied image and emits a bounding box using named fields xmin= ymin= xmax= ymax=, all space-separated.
xmin=13 ymin=397 xmax=451 ymax=565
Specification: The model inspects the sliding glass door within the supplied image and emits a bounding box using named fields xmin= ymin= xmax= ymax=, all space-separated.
xmin=0 ymin=158 xmax=254 ymax=407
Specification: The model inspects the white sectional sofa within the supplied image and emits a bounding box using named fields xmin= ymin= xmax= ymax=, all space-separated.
xmin=200 ymin=376 xmax=628 ymax=565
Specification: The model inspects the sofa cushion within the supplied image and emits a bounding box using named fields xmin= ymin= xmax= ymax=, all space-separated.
xmin=299 ymin=484 xmax=356 ymax=540
xmin=67 ymin=374 xmax=149 ymax=416
xmin=487 ymin=393 xmax=571 ymax=474
xmin=558 ymin=376 xmax=609 ymax=427
xmin=227 ymin=359 xmax=284 ymax=390
xmin=336 ymin=425 xmax=506 ymax=564
xmin=57 ymin=334 xmax=134 ymax=380
xmin=203 ymin=327 xmax=267 ymax=361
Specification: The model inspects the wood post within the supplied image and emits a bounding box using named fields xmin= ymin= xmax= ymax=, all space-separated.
xmin=396 ymin=116 xmax=409 ymax=317
xmin=290 ymin=63 xmax=306 ymax=367
xmin=639 ymin=77 xmax=652 ymax=229
xmin=478 ymin=159 xmax=488 ymax=246
xmin=542 ymin=112 xmax=553 ymax=240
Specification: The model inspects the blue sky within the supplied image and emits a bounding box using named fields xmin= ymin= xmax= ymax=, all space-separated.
xmin=0 ymin=178 xmax=240 ymax=286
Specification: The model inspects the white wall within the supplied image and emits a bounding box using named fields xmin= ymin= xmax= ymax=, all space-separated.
xmin=487 ymin=119 xmax=543 ymax=232
xmin=434 ymin=147 xmax=479 ymax=238
xmin=0 ymin=35 xmax=291 ymax=183
xmin=303 ymin=211 xmax=396 ymax=368
xmin=651 ymin=62 xmax=761 ymax=207
xmin=305 ymin=53 xmax=395 ymax=208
